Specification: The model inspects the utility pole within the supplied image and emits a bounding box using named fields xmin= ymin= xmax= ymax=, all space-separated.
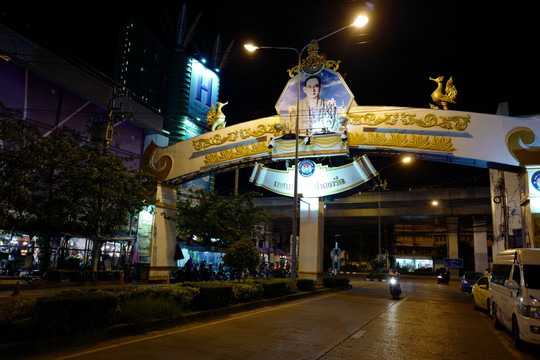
xmin=90 ymin=88 xmax=132 ymax=275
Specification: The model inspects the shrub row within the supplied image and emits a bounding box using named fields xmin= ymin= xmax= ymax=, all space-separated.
xmin=1 ymin=277 xmax=339 ymax=342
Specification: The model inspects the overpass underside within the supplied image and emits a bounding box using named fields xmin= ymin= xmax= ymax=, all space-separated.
xmin=255 ymin=186 xmax=493 ymax=254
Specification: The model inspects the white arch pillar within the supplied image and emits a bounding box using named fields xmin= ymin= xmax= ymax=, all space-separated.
xmin=298 ymin=197 xmax=325 ymax=281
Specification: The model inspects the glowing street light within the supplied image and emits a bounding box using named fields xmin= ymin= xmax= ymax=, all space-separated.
xmin=244 ymin=14 xmax=368 ymax=281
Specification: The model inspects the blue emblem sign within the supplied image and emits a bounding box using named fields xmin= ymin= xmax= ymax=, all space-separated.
xmin=532 ymin=171 xmax=540 ymax=192
xmin=298 ymin=160 xmax=316 ymax=177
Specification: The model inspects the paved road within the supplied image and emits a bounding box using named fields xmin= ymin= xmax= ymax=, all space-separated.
xmin=19 ymin=276 xmax=540 ymax=359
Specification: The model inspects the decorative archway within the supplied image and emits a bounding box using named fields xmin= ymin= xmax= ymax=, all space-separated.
xmin=142 ymin=104 xmax=540 ymax=280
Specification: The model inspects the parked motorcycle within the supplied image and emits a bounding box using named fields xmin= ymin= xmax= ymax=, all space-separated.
xmin=388 ymin=275 xmax=402 ymax=299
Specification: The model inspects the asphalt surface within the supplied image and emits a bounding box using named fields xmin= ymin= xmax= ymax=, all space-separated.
xmin=4 ymin=275 xmax=539 ymax=360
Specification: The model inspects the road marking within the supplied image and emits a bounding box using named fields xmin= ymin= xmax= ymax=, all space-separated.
xmin=351 ymin=330 xmax=366 ymax=339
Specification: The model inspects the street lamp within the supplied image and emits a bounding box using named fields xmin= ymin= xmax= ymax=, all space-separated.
xmin=377 ymin=156 xmax=411 ymax=265
xmin=245 ymin=15 xmax=368 ymax=281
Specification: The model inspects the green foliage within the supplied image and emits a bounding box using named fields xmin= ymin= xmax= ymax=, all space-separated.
xmin=252 ymin=278 xmax=295 ymax=298
xmin=183 ymin=282 xmax=234 ymax=310
xmin=117 ymin=296 xmax=182 ymax=325
xmin=323 ymin=276 xmax=351 ymax=289
xmin=57 ymin=285 xmax=200 ymax=311
xmin=3 ymin=297 xmax=37 ymax=322
xmin=0 ymin=278 xmax=325 ymax=343
xmin=0 ymin=102 xmax=154 ymax=272
xmin=33 ymin=291 xmax=118 ymax=337
xmin=174 ymin=189 xmax=272 ymax=247
xmin=222 ymin=236 xmax=261 ymax=277
xmin=296 ymin=279 xmax=317 ymax=291
xmin=230 ymin=282 xmax=264 ymax=303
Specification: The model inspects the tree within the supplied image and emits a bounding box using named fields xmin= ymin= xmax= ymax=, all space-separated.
xmin=0 ymin=102 xmax=154 ymax=272
xmin=0 ymin=104 xmax=44 ymax=230
xmin=174 ymin=189 xmax=272 ymax=247
xmin=222 ymin=235 xmax=260 ymax=280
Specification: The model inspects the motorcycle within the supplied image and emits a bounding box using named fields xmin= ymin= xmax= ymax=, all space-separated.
xmin=437 ymin=271 xmax=450 ymax=284
xmin=388 ymin=275 xmax=402 ymax=299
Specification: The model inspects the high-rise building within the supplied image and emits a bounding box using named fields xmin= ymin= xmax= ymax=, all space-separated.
xmin=113 ymin=9 xmax=222 ymax=145
xmin=114 ymin=16 xmax=168 ymax=114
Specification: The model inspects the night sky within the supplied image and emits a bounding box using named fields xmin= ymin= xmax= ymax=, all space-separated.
xmin=2 ymin=0 xmax=539 ymax=191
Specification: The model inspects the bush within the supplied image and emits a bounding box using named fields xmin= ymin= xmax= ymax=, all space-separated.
xmin=183 ymin=282 xmax=234 ymax=310
xmin=296 ymin=279 xmax=316 ymax=291
xmin=57 ymin=285 xmax=200 ymax=312
xmin=253 ymin=279 xmax=295 ymax=299
xmin=118 ymin=296 xmax=182 ymax=325
xmin=34 ymin=291 xmax=118 ymax=338
xmin=3 ymin=297 xmax=37 ymax=322
xmin=231 ymin=282 xmax=264 ymax=303
xmin=323 ymin=276 xmax=350 ymax=289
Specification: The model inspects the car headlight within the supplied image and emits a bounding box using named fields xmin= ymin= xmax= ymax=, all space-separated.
xmin=521 ymin=305 xmax=540 ymax=319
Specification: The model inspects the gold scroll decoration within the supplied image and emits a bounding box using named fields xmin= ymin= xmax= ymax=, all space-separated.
xmin=506 ymin=127 xmax=540 ymax=166
xmin=203 ymin=142 xmax=269 ymax=165
xmin=142 ymin=140 xmax=173 ymax=182
xmin=348 ymin=132 xmax=456 ymax=152
xmin=287 ymin=42 xmax=341 ymax=77
xmin=346 ymin=112 xmax=470 ymax=131
xmin=192 ymin=124 xmax=281 ymax=151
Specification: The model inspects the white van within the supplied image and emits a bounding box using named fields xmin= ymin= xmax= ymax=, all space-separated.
xmin=490 ymin=248 xmax=540 ymax=348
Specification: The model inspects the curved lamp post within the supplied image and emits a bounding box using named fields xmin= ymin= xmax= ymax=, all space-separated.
xmin=244 ymin=15 xmax=368 ymax=281
xmin=377 ymin=156 xmax=412 ymax=266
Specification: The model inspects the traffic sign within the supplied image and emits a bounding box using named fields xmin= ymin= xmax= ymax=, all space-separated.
xmin=443 ymin=258 xmax=463 ymax=269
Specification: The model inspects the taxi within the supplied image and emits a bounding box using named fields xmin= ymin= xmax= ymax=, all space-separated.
xmin=471 ymin=274 xmax=490 ymax=312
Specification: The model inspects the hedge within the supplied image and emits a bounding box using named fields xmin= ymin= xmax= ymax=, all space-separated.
xmin=296 ymin=279 xmax=316 ymax=291
xmin=183 ymin=282 xmax=234 ymax=310
xmin=34 ymin=291 xmax=118 ymax=338
xmin=230 ymin=282 xmax=264 ymax=303
xmin=251 ymin=278 xmax=295 ymax=299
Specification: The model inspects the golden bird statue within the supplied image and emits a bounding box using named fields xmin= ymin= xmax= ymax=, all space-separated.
xmin=429 ymin=76 xmax=457 ymax=110
xmin=206 ymin=101 xmax=228 ymax=131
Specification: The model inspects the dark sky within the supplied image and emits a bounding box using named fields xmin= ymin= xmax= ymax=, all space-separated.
xmin=2 ymin=0 xmax=539 ymax=119
xmin=2 ymin=0 xmax=539 ymax=191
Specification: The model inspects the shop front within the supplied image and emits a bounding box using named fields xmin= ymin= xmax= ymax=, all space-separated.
xmin=394 ymin=256 xmax=433 ymax=272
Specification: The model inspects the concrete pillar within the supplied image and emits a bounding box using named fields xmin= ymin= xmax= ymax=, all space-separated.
xmin=489 ymin=169 xmax=521 ymax=251
xmin=149 ymin=182 xmax=178 ymax=281
xmin=298 ymin=197 xmax=325 ymax=282
xmin=473 ymin=217 xmax=489 ymax=272
xmin=446 ymin=217 xmax=459 ymax=278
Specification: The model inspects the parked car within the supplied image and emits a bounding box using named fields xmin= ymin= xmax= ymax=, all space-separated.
xmin=461 ymin=271 xmax=483 ymax=292
xmin=471 ymin=274 xmax=490 ymax=311
xmin=490 ymin=248 xmax=540 ymax=349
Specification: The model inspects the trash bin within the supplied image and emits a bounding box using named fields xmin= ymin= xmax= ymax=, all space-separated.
xmin=134 ymin=263 xmax=149 ymax=280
